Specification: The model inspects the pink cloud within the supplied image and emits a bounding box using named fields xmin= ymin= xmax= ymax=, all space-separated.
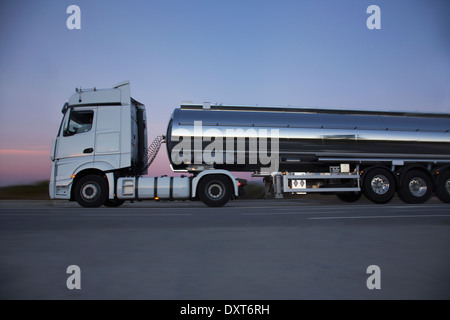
xmin=0 ymin=149 xmax=50 ymax=155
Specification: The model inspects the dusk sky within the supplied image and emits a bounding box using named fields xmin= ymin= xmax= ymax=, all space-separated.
xmin=0 ymin=0 xmax=449 ymax=186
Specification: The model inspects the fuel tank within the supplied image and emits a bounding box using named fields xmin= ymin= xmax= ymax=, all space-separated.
xmin=166 ymin=105 xmax=450 ymax=172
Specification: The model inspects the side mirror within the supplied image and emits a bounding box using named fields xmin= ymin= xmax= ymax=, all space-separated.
xmin=64 ymin=127 xmax=77 ymax=136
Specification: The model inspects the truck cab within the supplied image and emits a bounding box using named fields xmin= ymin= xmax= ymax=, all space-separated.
xmin=50 ymin=81 xmax=240 ymax=207
xmin=50 ymin=81 xmax=147 ymax=203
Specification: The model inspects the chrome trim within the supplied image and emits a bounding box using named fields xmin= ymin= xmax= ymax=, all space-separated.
xmin=370 ymin=175 xmax=391 ymax=195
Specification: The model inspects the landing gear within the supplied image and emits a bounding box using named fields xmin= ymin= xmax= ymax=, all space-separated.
xmin=336 ymin=191 xmax=362 ymax=203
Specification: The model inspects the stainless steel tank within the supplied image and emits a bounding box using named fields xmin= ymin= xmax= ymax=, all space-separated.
xmin=166 ymin=105 xmax=450 ymax=171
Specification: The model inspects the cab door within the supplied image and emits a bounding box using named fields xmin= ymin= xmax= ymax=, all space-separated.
xmin=55 ymin=107 xmax=97 ymax=161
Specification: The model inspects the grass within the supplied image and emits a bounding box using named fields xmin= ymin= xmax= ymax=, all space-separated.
xmin=0 ymin=180 xmax=50 ymax=200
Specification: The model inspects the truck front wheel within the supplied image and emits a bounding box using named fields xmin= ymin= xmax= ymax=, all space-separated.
xmin=198 ymin=175 xmax=232 ymax=207
xmin=74 ymin=175 xmax=108 ymax=208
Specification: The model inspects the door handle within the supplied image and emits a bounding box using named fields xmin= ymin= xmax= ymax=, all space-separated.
xmin=83 ymin=148 xmax=94 ymax=154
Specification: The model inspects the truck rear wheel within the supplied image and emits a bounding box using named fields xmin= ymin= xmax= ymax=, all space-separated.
xmin=104 ymin=199 xmax=125 ymax=207
xmin=398 ymin=170 xmax=432 ymax=204
xmin=74 ymin=175 xmax=108 ymax=208
xmin=435 ymin=171 xmax=450 ymax=203
xmin=198 ymin=175 xmax=232 ymax=207
xmin=362 ymin=168 xmax=396 ymax=204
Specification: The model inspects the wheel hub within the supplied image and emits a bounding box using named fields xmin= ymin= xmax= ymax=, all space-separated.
xmin=371 ymin=175 xmax=390 ymax=195
xmin=408 ymin=177 xmax=427 ymax=197
xmin=207 ymin=183 xmax=223 ymax=199
xmin=81 ymin=183 xmax=99 ymax=200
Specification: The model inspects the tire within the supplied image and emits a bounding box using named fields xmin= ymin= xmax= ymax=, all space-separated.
xmin=362 ymin=168 xmax=396 ymax=204
xmin=435 ymin=171 xmax=450 ymax=203
xmin=198 ymin=175 xmax=232 ymax=207
xmin=104 ymin=198 xmax=125 ymax=207
xmin=336 ymin=191 xmax=362 ymax=203
xmin=398 ymin=170 xmax=433 ymax=204
xmin=74 ymin=175 xmax=108 ymax=208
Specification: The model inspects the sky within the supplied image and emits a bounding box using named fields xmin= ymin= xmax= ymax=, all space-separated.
xmin=0 ymin=0 xmax=449 ymax=186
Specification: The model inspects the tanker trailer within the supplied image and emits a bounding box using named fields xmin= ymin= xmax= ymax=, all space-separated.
xmin=166 ymin=104 xmax=450 ymax=204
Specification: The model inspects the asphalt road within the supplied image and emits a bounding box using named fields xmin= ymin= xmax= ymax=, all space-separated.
xmin=1 ymin=198 xmax=449 ymax=300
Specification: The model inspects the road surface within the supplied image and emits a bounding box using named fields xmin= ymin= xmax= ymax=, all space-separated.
xmin=1 ymin=198 xmax=449 ymax=299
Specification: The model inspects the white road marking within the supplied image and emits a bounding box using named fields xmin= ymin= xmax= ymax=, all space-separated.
xmin=243 ymin=211 xmax=331 ymax=215
xmin=309 ymin=214 xmax=450 ymax=220
xmin=0 ymin=213 xmax=191 ymax=217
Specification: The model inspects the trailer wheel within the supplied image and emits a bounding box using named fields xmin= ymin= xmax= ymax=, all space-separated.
xmin=336 ymin=191 xmax=362 ymax=203
xmin=435 ymin=171 xmax=450 ymax=203
xmin=362 ymin=168 xmax=396 ymax=204
xmin=74 ymin=175 xmax=108 ymax=208
xmin=198 ymin=175 xmax=232 ymax=207
xmin=398 ymin=170 xmax=432 ymax=204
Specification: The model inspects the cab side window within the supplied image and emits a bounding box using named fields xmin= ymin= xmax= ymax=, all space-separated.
xmin=64 ymin=110 xmax=94 ymax=136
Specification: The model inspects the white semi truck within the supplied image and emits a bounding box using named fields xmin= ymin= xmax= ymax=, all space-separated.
xmin=50 ymin=81 xmax=450 ymax=207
